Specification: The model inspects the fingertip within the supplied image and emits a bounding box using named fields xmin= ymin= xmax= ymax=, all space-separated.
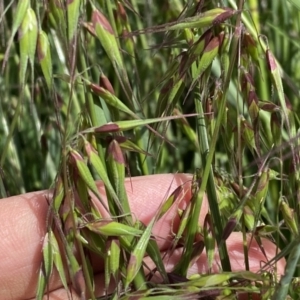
xmin=0 ymin=192 xmax=49 ymax=299
xmin=127 ymin=174 xmax=195 ymax=249
xmin=226 ymin=233 xmax=286 ymax=275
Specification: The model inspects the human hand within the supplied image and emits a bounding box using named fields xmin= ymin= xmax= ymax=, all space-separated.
xmin=0 ymin=174 xmax=285 ymax=299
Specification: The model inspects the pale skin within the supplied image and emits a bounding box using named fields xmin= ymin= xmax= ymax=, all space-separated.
xmin=0 ymin=174 xmax=285 ymax=299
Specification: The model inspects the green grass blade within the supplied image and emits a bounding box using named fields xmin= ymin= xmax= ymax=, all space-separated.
xmin=1 ymin=0 xmax=29 ymax=72
xmin=125 ymin=217 xmax=155 ymax=289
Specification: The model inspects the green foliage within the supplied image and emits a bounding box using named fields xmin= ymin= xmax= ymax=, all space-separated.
xmin=1 ymin=0 xmax=300 ymax=299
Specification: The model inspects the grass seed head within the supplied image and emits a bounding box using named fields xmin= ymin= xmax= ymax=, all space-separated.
xmin=117 ymin=2 xmax=127 ymax=23
xmin=270 ymin=112 xmax=282 ymax=146
xmin=107 ymin=139 xmax=125 ymax=165
xmin=92 ymin=9 xmax=114 ymax=35
xmin=37 ymin=31 xmax=53 ymax=89
xmin=99 ymin=73 xmax=115 ymax=95
xmin=266 ymin=49 xmax=277 ymax=72
xmin=49 ymin=0 xmax=66 ymax=34
xmin=73 ymin=268 xmax=86 ymax=299
xmin=67 ymin=0 xmax=80 ymax=41
xmin=19 ymin=8 xmax=38 ymax=80
xmin=222 ymin=217 xmax=237 ymax=241
xmin=94 ymin=123 xmax=120 ymax=134
xmin=242 ymin=32 xmax=260 ymax=64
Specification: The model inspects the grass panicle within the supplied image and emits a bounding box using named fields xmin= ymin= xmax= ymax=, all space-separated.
xmin=1 ymin=0 xmax=300 ymax=299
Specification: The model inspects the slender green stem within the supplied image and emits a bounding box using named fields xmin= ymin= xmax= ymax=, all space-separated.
xmin=272 ymin=241 xmax=300 ymax=300
xmin=75 ymin=230 xmax=96 ymax=300
xmin=193 ymin=0 xmax=245 ymax=271
xmin=194 ymin=90 xmax=231 ymax=271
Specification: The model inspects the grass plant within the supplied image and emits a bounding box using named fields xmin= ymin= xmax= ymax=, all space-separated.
xmin=1 ymin=0 xmax=300 ymax=299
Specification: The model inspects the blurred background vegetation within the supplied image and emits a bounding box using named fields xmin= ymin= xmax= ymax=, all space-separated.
xmin=1 ymin=0 xmax=299 ymax=195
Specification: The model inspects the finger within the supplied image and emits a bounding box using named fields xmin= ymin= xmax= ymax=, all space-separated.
xmin=94 ymin=173 xmax=199 ymax=250
xmin=0 ymin=173 xmax=285 ymax=300
xmin=32 ymin=231 xmax=285 ymax=300
xmin=173 ymin=232 xmax=285 ymax=275
xmin=0 ymin=190 xmax=51 ymax=300
xmin=0 ymin=173 xmax=193 ymax=299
